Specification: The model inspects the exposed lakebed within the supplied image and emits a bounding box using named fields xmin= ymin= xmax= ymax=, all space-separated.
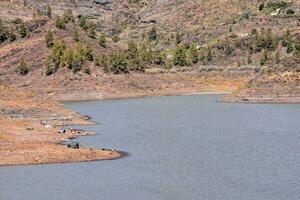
xmin=1 ymin=95 xmax=300 ymax=200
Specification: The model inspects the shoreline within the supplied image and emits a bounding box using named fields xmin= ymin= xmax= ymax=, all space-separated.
xmin=1 ymin=78 xmax=299 ymax=167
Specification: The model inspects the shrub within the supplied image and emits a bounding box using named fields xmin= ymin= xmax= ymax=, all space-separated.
xmin=78 ymin=15 xmax=88 ymax=30
xmin=174 ymin=43 xmax=187 ymax=66
xmin=293 ymin=35 xmax=300 ymax=56
xmin=88 ymin=24 xmax=96 ymax=39
xmin=19 ymin=23 xmax=28 ymax=38
xmin=51 ymin=40 xmax=67 ymax=67
xmin=247 ymin=52 xmax=252 ymax=64
xmin=153 ymin=51 xmax=166 ymax=66
xmin=207 ymin=48 xmax=213 ymax=62
xmin=0 ymin=20 xmax=7 ymax=43
xmin=9 ymin=33 xmax=16 ymax=42
xmin=95 ymin=54 xmax=109 ymax=72
xmin=55 ymin=17 xmax=65 ymax=29
xmin=18 ymin=59 xmax=29 ymax=75
xmin=282 ymin=29 xmax=293 ymax=53
xmin=259 ymin=50 xmax=268 ymax=66
xmin=110 ymin=53 xmax=129 ymax=74
xmin=186 ymin=42 xmax=198 ymax=65
xmin=286 ymin=9 xmax=295 ymax=15
xmin=99 ymin=32 xmax=107 ymax=47
xmin=250 ymin=28 xmax=278 ymax=52
xmin=112 ymin=34 xmax=120 ymax=42
xmin=73 ymin=28 xmax=80 ymax=42
xmin=84 ymin=68 xmax=91 ymax=74
xmin=175 ymin=32 xmax=182 ymax=44
xmin=45 ymin=58 xmax=56 ymax=76
xmin=275 ymin=49 xmax=280 ymax=64
xmin=45 ymin=30 xmax=54 ymax=48
xmin=224 ymin=37 xmax=235 ymax=55
xmin=148 ymin=27 xmax=157 ymax=41
xmin=63 ymin=9 xmax=74 ymax=23
xmin=12 ymin=18 xmax=22 ymax=24
xmin=46 ymin=4 xmax=52 ymax=18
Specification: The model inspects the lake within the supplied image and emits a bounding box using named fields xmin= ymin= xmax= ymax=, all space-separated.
xmin=1 ymin=95 xmax=300 ymax=200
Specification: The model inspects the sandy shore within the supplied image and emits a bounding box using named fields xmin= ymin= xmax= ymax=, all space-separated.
xmin=0 ymin=85 xmax=123 ymax=166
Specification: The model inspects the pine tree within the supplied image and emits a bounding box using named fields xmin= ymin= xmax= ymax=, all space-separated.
xmin=174 ymin=43 xmax=187 ymax=66
xmin=186 ymin=42 xmax=198 ymax=65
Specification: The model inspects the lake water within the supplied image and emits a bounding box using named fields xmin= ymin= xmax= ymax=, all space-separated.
xmin=1 ymin=95 xmax=300 ymax=200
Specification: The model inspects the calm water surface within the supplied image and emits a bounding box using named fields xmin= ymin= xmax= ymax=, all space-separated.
xmin=1 ymin=95 xmax=300 ymax=200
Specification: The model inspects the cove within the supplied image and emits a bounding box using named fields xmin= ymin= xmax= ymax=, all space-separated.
xmin=1 ymin=95 xmax=300 ymax=200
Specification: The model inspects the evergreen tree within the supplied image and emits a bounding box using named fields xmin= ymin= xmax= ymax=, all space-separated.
xmin=186 ymin=42 xmax=198 ymax=65
xmin=174 ymin=43 xmax=187 ymax=66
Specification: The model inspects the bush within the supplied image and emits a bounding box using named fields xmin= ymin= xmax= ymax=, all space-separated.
xmin=9 ymin=33 xmax=16 ymax=42
xmin=174 ymin=43 xmax=187 ymax=66
xmin=0 ymin=20 xmax=7 ymax=43
xmin=207 ymin=48 xmax=213 ymax=62
xmin=45 ymin=30 xmax=54 ymax=48
xmin=55 ymin=17 xmax=65 ymax=29
xmin=286 ymin=9 xmax=295 ymax=15
xmin=18 ymin=60 xmax=29 ymax=75
xmin=19 ymin=23 xmax=28 ymax=38
xmin=99 ymin=33 xmax=107 ymax=47
xmin=73 ymin=28 xmax=80 ymax=42
xmin=63 ymin=9 xmax=74 ymax=23
xmin=293 ymin=35 xmax=300 ymax=56
xmin=88 ymin=24 xmax=96 ymax=39
xmin=175 ymin=32 xmax=182 ymax=44
xmin=95 ymin=54 xmax=109 ymax=72
xmin=250 ymin=28 xmax=278 ymax=52
xmin=78 ymin=15 xmax=88 ymax=30
xmin=12 ymin=18 xmax=22 ymax=24
xmin=46 ymin=4 xmax=52 ymax=18
xmin=112 ymin=34 xmax=120 ymax=42
xmin=282 ymin=29 xmax=293 ymax=53
xmin=148 ymin=27 xmax=157 ymax=41
xmin=110 ymin=53 xmax=129 ymax=74
xmin=259 ymin=50 xmax=268 ymax=66
xmin=186 ymin=42 xmax=198 ymax=65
